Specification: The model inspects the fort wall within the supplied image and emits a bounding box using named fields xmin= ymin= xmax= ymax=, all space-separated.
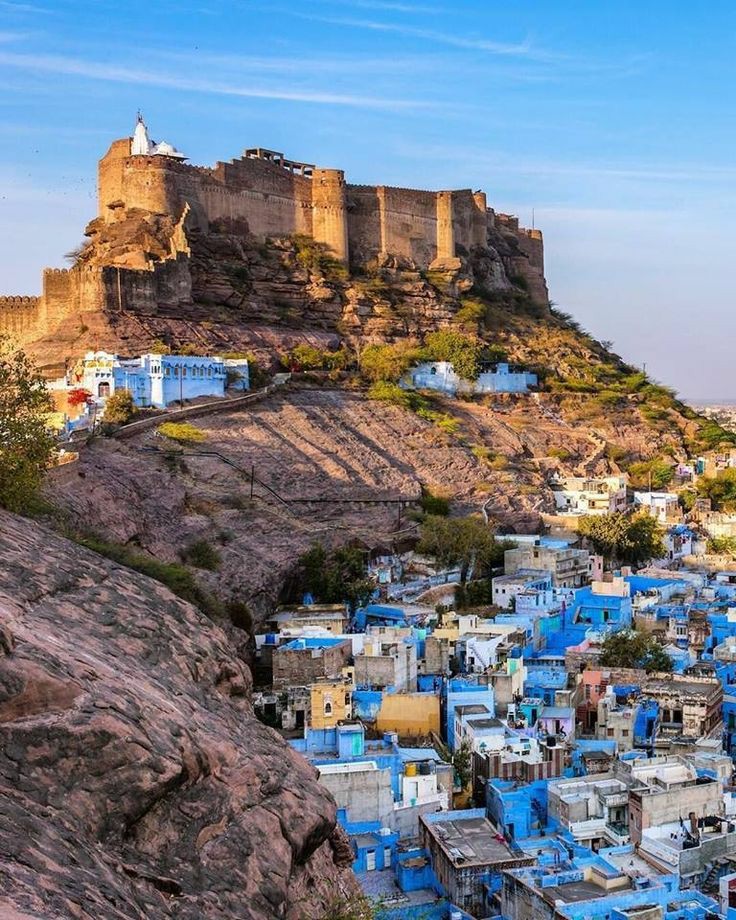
xmin=0 ymin=134 xmax=548 ymax=351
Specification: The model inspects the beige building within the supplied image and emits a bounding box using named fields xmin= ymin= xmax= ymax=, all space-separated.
xmin=503 ymin=543 xmax=591 ymax=588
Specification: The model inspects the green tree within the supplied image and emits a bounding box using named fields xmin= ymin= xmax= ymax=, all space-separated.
xmin=599 ymin=628 xmax=673 ymax=673
xmin=578 ymin=512 xmax=665 ymax=566
xmin=424 ymin=329 xmax=481 ymax=380
xmin=103 ymin=389 xmax=137 ymax=424
xmin=452 ymin=739 xmax=473 ymax=789
xmin=697 ymin=468 xmax=736 ymax=511
xmin=627 ymin=459 xmax=674 ymax=490
xmin=295 ymin=543 xmax=373 ymax=611
xmin=0 ymin=338 xmax=55 ymax=512
xmin=417 ymin=514 xmax=505 ymax=583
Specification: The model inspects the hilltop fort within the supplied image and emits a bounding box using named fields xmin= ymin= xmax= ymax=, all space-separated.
xmin=0 ymin=116 xmax=547 ymax=373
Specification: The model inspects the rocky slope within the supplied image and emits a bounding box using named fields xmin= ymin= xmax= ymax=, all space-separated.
xmin=0 ymin=509 xmax=357 ymax=920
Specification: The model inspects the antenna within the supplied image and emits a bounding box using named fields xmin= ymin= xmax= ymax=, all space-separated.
xmin=532 ymin=208 xmax=535 ymax=230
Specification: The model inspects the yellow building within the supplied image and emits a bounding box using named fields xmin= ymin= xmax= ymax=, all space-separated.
xmin=310 ymin=680 xmax=353 ymax=729
xmin=376 ymin=692 xmax=440 ymax=737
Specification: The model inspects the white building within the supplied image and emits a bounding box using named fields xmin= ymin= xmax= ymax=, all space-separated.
xmin=71 ymin=351 xmax=238 ymax=408
xmin=551 ymin=475 xmax=629 ymax=515
xmin=633 ymin=491 xmax=681 ymax=524
xmin=401 ymin=361 xmax=537 ymax=396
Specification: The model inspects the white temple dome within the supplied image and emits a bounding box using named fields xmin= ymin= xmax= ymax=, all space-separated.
xmin=152 ymin=140 xmax=187 ymax=160
xmin=130 ymin=114 xmax=187 ymax=160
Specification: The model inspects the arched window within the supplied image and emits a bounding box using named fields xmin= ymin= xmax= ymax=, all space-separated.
xmin=174 ymin=366 xmax=179 ymax=377
xmin=98 ymin=381 xmax=110 ymax=397
xmin=324 ymin=700 xmax=333 ymax=716
xmin=208 ymin=366 xmax=212 ymax=377
xmin=430 ymin=366 xmax=437 ymax=375
xmin=182 ymin=367 xmax=187 ymax=378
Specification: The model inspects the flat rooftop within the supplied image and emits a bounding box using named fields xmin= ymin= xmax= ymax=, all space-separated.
xmin=424 ymin=815 xmax=518 ymax=867
xmin=543 ymin=878 xmax=624 ymax=905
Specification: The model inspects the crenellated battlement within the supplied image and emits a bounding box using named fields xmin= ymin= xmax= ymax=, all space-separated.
xmin=0 ymin=295 xmax=40 ymax=306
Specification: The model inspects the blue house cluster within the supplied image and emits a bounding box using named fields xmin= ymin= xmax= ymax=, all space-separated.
xmin=252 ymin=527 xmax=736 ymax=919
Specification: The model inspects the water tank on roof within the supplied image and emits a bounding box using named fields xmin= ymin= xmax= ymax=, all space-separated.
xmin=405 ymin=763 xmax=418 ymax=776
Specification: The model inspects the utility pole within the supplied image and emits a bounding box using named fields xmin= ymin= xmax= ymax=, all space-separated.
xmin=179 ymin=365 xmax=183 ymax=408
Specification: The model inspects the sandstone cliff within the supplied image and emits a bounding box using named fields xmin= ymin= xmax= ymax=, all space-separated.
xmin=0 ymin=509 xmax=357 ymax=920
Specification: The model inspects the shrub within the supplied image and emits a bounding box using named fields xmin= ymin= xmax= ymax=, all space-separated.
xmin=103 ymin=389 xmax=137 ymax=425
xmin=157 ymin=421 xmax=207 ymax=443
xmin=150 ymin=339 xmax=172 ymax=355
xmin=424 ymin=329 xmax=481 ymax=380
xmin=359 ymin=341 xmax=424 ymax=383
xmin=367 ymin=381 xmax=424 ymax=411
xmin=67 ymin=387 xmax=92 ymax=408
xmin=548 ymin=447 xmax=572 ymax=461
xmin=453 ymin=298 xmax=486 ymax=329
xmin=180 ymin=539 xmax=222 ymax=571
xmin=421 ymin=489 xmax=450 ymax=516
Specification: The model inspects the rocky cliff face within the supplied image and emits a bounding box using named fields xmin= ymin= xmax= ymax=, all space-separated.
xmin=0 ymin=510 xmax=357 ymax=920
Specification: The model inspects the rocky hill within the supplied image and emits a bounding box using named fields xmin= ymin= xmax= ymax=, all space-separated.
xmin=0 ymin=509 xmax=357 ymax=920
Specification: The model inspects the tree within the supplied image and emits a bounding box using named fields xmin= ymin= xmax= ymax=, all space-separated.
xmin=627 ymin=459 xmax=674 ymax=490
xmin=452 ymin=739 xmax=473 ymax=789
xmin=67 ymin=387 xmax=92 ymax=408
xmin=0 ymin=337 xmax=55 ymax=512
xmin=697 ymin=468 xmax=736 ymax=512
xmin=424 ymin=329 xmax=481 ymax=380
xmin=295 ymin=543 xmax=373 ymax=611
xmin=103 ymin=389 xmax=137 ymax=424
xmin=578 ymin=512 xmax=665 ymax=566
xmin=417 ymin=514 xmax=505 ymax=583
xmin=599 ymin=628 xmax=673 ymax=673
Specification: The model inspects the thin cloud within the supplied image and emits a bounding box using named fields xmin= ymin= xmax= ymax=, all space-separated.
xmin=291 ymin=12 xmax=545 ymax=59
xmin=328 ymin=0 xmax=447 ymax=12
xmin=0 ymin=49 xmax=437 ymax=110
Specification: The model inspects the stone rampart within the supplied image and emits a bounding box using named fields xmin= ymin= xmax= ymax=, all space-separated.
xmin=96 ymin=138 xmax=545 ymax=293
xmin=0 ymin=296 xmax=43 ymax=337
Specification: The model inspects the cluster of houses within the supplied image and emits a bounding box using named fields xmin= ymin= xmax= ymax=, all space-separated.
xmin=251 ymin=512 xmax=736 ymax=920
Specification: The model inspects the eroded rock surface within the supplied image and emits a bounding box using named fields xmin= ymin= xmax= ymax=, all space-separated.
xmin=0 ymin=510 xmax=356 ymax=919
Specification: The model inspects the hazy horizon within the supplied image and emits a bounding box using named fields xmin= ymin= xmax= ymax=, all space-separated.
xmin=1 ymin=0 xmax=734 ymax=400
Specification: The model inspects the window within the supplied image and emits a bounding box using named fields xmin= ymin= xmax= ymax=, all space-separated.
xmin=607 ymin=728 xmax=615 ymax=737
xmin=622 ymin=729 xmax=629 ymax=737
xmin=324 ymin=701 xmax=333 ymax=716
xmin=208 ymin=367 xmax=212 ymax=377
xmin=182 ymin=367 xmax=187 ymax=377
xmin=174 ymin=366 xmax=179 ymax=377
xmin=98 ymin=381 xmax=110 ymax=397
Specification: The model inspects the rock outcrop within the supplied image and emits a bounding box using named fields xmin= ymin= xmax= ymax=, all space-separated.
xmin=0 ymin=510 xmax=357 ymax=919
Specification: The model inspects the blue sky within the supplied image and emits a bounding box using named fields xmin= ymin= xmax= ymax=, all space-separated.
xmin=1 ymin=0 xmax=735 ymax=399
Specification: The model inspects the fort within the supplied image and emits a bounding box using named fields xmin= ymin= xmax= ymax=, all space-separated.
xmin=0 ymin=116 xmax=547 ymax=368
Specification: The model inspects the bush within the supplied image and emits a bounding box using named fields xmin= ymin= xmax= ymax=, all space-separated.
xmin=359 ymin=341 xmax=424 ymax=383
xmin=103 ymin=389 xmax=137 ymax=425
xmin=180 ymin=539 xmax=222 ymax=571
xmin=157 ymin=421 xmax=207 ymax=443
xmin=453 ymin=298 xmax=486 ymax=329
xmin=368 ymin=381 xmax=424 ymax=411
xmin=420 ymin=490 xmax=450 ymax=516
xmin=424 ymin=329 xmax=481 ymax=380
